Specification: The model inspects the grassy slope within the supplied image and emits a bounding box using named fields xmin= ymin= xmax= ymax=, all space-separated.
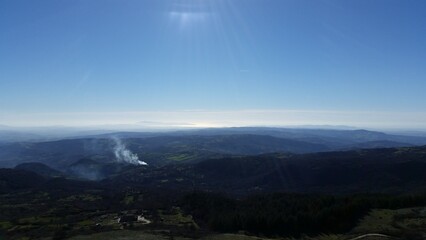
xmin=351 ymin=207 xmax=426 ymax=239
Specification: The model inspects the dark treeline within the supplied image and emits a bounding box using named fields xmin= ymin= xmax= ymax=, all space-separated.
xmin=181 ymin=191 xmax=426 ymax=237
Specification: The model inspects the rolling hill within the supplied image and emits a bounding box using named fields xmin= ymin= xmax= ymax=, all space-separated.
xmin=2 ymin=127 xmax=426 ymax=170
xmin=104 ymin=145 xmax=426 ymax=194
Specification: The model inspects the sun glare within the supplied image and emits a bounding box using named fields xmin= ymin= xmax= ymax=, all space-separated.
xmin=167 ymin=0 xmax=212 ymax=29
xmin=169 ymin=11 xmax=209 ymax=29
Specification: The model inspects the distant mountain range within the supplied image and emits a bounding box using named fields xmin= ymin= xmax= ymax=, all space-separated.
xmin=1 ymin=127 xmax=426 ymax=169
xmin=87 ymin=127 xmax=426 ymax=147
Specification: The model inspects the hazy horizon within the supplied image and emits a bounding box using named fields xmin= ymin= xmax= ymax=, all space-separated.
xmin=3 ymin=109 xmax=426 ymax=131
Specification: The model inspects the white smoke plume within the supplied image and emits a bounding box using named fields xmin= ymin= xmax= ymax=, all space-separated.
xmin=112 ymin=137 xmax=148 ymax=166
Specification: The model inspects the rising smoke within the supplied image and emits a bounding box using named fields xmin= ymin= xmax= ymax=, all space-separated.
xmin=112 ymin=137 xmax=147 ymax=165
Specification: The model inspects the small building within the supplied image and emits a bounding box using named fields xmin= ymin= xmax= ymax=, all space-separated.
xmin=137 ymin=215 xmax=151 ymax=224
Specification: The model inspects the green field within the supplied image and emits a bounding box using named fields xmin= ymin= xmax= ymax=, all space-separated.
xmin=351 ymin=207 xmax=426 ymax=239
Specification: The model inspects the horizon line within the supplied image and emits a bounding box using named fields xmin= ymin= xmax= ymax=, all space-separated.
xmin=2 ymin=109 xmax=426 ymax=130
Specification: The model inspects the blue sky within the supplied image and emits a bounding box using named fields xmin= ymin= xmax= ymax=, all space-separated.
xmin=1 ymin=0 xmax=426 ymax=128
